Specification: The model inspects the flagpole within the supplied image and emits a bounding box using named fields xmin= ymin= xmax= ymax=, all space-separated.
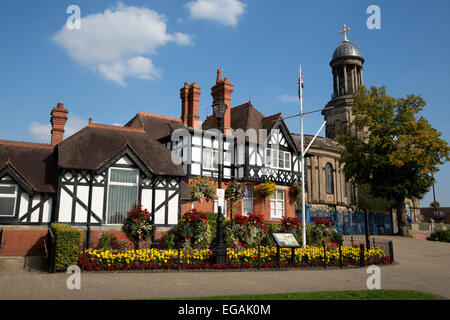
xmin=299 ymin=65 xmax=306 ymax=248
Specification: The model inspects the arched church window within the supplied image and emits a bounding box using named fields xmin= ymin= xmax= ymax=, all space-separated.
xmin=325 ymin=163 xmax=333 ymax=194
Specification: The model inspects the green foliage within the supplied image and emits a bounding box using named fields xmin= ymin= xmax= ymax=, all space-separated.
xmin=336 ymin=86 xmax=449 ymax=235
xmin=161 ymin=232 xmax=176 ymax=249
xmin=306 ymin=224 xmax=341 ymax=247
xmin=431 ymin=229 xmax=450 ymax=243
xmin=50 ymin=223 xmax=81 ymax=272
xmin=291 ymin=182 xmax=302 ymax=205
xmin=337 ymin=86 xmax=449 ymax=200
xmin=357 ymin=183 xmax=391 ymax=213
xmin=224 ymin=213 xmax=268 ymax=248
xmin=174 ymin=210 xmax=215 ymax=249
xmin=97 ymin=233 xmax=118 ymax=250
xmin=121 ymin=205 xmax=155 ymax=248
xmin=190 ymin=176 xmax=217 ymax=202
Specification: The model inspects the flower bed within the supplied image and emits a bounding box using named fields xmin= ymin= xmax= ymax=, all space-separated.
xmin=78 ymin=245 xmax=390 ymax=272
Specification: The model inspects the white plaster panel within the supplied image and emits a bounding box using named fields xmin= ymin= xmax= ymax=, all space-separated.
xmin=167 ymin=190 xmax=178 ymax=225
xmin=154 ymin=190 xmax=166 ymax=225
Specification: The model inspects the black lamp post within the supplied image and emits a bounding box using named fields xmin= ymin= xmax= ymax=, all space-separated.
xmin=212 ymin=98 xmax=227 ymax=265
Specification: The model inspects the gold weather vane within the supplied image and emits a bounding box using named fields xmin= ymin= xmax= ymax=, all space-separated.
xmin=339 ymin=24 xmax=351 ymax=41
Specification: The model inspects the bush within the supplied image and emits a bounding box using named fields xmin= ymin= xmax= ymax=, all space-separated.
xmin=121 ymin=205 xmax=155 ymax=249
xmin=162 ymin=232 xmax=176 ymax=249
xmin=431 ymin=229 xmax=450 ymax=242
xmin=97 ymin=233 xmax=118 ymax=250
xmin=224 ymin=213 xmax=268 ymax=248
xmin=174 ymin=209 xmax=214 ymax=249
xmin=50 ymin=223 xmax=81 ymax=272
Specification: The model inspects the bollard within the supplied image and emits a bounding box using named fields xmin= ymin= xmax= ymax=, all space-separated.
xmin=389 ymin=241 xmax=394 ymax=264
xmin=339 ymin=240 xmax=343 ymax=268
xmin=359 ymin=244 xmax=365 ymax=267
xmin=322 ymin=241 xmax=327 ymax=269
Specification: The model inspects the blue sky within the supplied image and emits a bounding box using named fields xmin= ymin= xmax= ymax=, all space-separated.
xmin=0 ymin=0 xmax=449 ymax=207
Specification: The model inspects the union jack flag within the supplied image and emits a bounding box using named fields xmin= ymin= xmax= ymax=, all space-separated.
xmin=298 ymin=74 xmax=304 ymax=100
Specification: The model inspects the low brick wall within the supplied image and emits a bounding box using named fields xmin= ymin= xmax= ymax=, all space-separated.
xmin=0 ymin=226 xmax=48 ymax=256
xmin=411 ymin=233 xmax=431 ymax=241
xmin=0 ymin=225 xmax=174 ymax=256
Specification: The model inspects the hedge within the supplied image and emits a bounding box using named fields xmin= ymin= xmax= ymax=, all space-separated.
xmin=50 ymin=223 xmax=82 ymax=272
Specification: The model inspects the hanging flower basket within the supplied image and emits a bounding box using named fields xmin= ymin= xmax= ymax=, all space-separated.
xmin=291 ymin=182 xmax=302 ymax=205
xmin=259 ymin=181 xmax=276 ymax=199
xmin=190 ymin=176 xmax=217 ymax=202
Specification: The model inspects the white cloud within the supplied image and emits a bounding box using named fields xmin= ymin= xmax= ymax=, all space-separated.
xmin=29 ymin=114 xmax=87 ymax=143
xmin=52 ymin=3 xmax=192 ymax=85
xmin=185 ymin=0 xmax=246 ymax=27
xmin=277 ymin=94 xmax=299 ymax=103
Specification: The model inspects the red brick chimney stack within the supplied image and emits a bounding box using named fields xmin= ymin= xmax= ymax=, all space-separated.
xmin=50 ymin=103 xmax=68 ymax=146
xmin=180 ymin=82 xmax=190 ymax=126
xmin=211 ymin=69 xmax=233 ymax=134
xmin=187 ymin=82 xmax=201 ymax=130
xmin=180 ymin=82 xmax=201 ymax=130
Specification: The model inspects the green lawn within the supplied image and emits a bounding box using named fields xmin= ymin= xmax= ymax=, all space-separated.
xmin=174 ymin=290 xmax=442 ymax=300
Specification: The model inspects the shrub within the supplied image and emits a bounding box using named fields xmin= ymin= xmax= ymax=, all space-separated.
xmin=225 ymin=213 xmax=268 ymax=248
xmin=116 ymin=235 xmax=134 ymax=251
xmin=161 ymin=232 xmax=176 ymax=249
xmin=431 ymin=229 xmax=450 ymax=242
xmin=121 ymin=205 xmax=154 ymax=249
xmin=174 ymin=209 xmax=213 ymax=249
xmin=50 ymin=223 xmax=81 ymax=272
xmin=97 ymin=233 xmax=118 ymax=250
xmin=280 ymin=217 xmax=303 ymax=245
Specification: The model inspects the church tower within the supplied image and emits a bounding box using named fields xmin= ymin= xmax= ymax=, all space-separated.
xmin=322 ymin=25 xmax=364 ymax=139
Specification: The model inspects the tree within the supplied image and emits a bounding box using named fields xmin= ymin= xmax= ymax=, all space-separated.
xmin=336 ymin=86 xmax=449 ymax=236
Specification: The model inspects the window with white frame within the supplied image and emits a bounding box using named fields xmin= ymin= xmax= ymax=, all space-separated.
xmin=270 ymin=189 xmax=285 ymax=218
xmin=0 ymin=185 xmax=17 ymax=217
xmin=265 ymin=148 xmax=291 ymax=170
xmin=106 ymin=168 xmax=139 ymax=224
xmin=203 ymin=149 xmax=218 ymax=170
xmin=242 ymin=187 xmax=254 ymax=216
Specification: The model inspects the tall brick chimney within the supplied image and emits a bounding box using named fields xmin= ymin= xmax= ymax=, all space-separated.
xmin=50 ymin=103 xmax=68 ymax=146
xmin=180 ymin=82 xmax=201 ymax=129
xmin=211 ymin=69 xmax=233 ymax=134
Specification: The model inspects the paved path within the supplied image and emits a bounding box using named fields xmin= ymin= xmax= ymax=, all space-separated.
xmin=0 ymin=236 xmax=449 ymax=300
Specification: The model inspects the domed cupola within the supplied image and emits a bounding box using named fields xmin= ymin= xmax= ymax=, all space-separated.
xmin=329 ymin=25 xmax=364 ymax=99
xmin=322 ymin=25 xmax=365 ymax=139
xmin=332 ymin=40 xmax=364 ymax=63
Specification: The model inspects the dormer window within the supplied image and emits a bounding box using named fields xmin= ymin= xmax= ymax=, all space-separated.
xmin=265 ymin=148 xmax=291 ymax=170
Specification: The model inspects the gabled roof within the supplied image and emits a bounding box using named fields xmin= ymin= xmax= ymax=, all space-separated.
xmin=58 ymin=124 xmax=185 ymax=177
xmin=0 ymin=140 xmax=56 ymax=193
xmin=124 ymin=111 xmax=186 ymax=140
